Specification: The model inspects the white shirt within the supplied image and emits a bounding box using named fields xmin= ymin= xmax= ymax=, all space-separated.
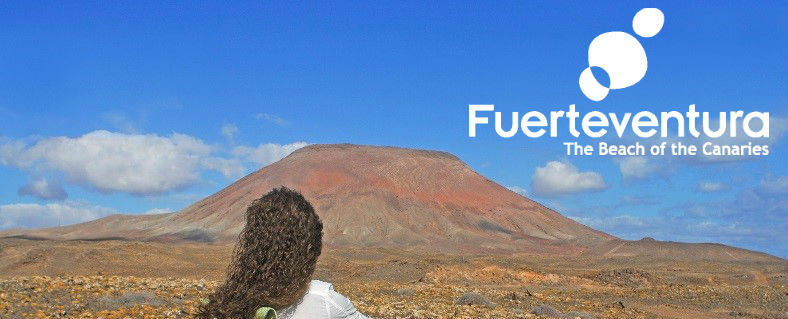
xmin=278 ymin=280 xmax=372 ymax=319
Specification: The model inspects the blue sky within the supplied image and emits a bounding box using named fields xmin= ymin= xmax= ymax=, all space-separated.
xmin=1 ymin=1 xmax=786 ymax=257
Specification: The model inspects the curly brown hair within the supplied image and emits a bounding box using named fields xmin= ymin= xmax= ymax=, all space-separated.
xmin=196 ymin=187 xmax=323 ymax=319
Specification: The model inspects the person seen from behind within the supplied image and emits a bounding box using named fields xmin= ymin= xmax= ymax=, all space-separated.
xmin=196 ymin=187 xmax=372 ymax=319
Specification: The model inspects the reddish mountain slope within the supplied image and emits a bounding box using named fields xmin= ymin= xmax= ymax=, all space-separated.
xmin=2 ymin=144 xmax=613 ymax=253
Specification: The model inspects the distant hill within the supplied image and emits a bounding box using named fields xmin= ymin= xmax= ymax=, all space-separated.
xmin=584 ymin=238 xmax=782 ymax=262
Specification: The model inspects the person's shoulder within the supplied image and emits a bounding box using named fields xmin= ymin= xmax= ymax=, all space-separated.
xmin=305 ymin=280 xmax=357 ymax=315
xmin=306 ymin=279 xmax=334 ymax=296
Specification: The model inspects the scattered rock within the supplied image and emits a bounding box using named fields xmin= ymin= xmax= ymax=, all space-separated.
xmin=411 ymin=275 xmax=432 ymax=284
xmin=582 ymin=268 xmax=655 ymax=288
xmin=564 ymin=310 xmax=597 ymax=319
xmin=531 ymin=304 xmax=563 ymax=318
xmin=454 ymin=292 xmax=495 ymax=308
xmin=98 ymin=291 xmax=167 ymax=309
xmin=395 ymin=288 xmax=415 ymax=296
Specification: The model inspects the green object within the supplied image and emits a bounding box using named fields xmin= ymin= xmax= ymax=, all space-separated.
xmin=197 ymin=298 xmax=277 ymax=319
xmin=254 ymin=306 xmax=278 ymax=319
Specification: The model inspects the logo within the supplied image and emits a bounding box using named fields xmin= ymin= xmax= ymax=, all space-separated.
xmin=579 ymin=8 xmax=664 ymax=101
xmin=468 ymin=7 xmax=771 ymax=159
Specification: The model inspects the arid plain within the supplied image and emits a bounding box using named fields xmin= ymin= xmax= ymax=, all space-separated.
xmin=1 ymin=238 xmax=786 ymax=319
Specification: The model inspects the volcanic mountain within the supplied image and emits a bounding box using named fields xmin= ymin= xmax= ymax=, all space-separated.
xmin=3 ymin=144 xmax=781 ymax=261
xmin=3 ymin=144 xmax=613 ymax=253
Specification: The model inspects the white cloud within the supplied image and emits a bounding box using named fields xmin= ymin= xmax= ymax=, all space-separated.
xmin=0 ymin=130 xmax=213 ymax=196
xmin=506 ymin=186 xmax=529 ymax=196
xmin=201 ymin=157 xmax=246 ymax=178
xmin=0 ymin=201 xmax=116 ymax=230
xmin=619 ymin=195 xmax=656 ymax=206
xmin=531 ymin=160 xmax=607 ymax=197
xmin=142 ymin=208 xmax=172 ymax=215
xmin=255 ymin=113 xmax=289 ymax=127
xmin=570 ymin=215 xmax=647 ymax=230
xmin=1 ymin=130 xmax=310 ymax=196
xmin=616 ymin=156 xmax=660 ymax=181
xmin=758 ymin=175 xmax=788 ymax=196
xmin=221 ymin=123 xmax=240 ymax=144
xmin=697 ymin=181 xmax=728 ymax=193
xmin=0 ymin=139 xmax=26 ymax=164
xmin=232 ymin=142 xmax=309 ymax=166
xmin=18 ymin=178 xmax=67 ymax=201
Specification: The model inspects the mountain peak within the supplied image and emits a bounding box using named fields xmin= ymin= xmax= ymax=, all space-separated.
xmin=288 ymin=143 xmax=462 ymax=162
xmin=2 ymin=144 xmax=612 ymax=253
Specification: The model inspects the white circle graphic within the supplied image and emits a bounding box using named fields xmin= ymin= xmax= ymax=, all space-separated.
xmin=579 ymin=68 xmax=609 ymax=102
xmin=588 ymin=31 xmax=647 ymax=90
xmin=632 ymin=8 xmax=664 ymax=38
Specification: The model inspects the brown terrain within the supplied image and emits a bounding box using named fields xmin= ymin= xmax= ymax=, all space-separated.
xmin=0 ymin=144 xmax=786 ymax=319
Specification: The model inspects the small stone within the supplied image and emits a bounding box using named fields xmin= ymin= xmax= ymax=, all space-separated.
xmin=454 ymin=292 xmax=495 ymax=308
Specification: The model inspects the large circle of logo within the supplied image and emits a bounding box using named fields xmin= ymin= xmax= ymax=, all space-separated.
xmin=579 ymin=8 xmax=664 ymax=101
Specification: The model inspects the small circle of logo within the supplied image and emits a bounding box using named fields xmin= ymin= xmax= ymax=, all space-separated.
xmin=579 ymin=8 xmax=664 ymax=101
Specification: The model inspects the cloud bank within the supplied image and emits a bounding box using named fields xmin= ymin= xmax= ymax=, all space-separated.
xmin=0 ymin=130 xmax=307 ymax=196
xmin=18 ymin=178 xmax=67 ymax=200
xmin=0 ymin=201 xmax=117 ymax=230
xmin=531 ymin=160 xmax=607 ymax=197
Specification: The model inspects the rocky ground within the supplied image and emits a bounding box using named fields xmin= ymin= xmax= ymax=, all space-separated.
xmin=1 ymin=239 xmax=787 ymax=319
